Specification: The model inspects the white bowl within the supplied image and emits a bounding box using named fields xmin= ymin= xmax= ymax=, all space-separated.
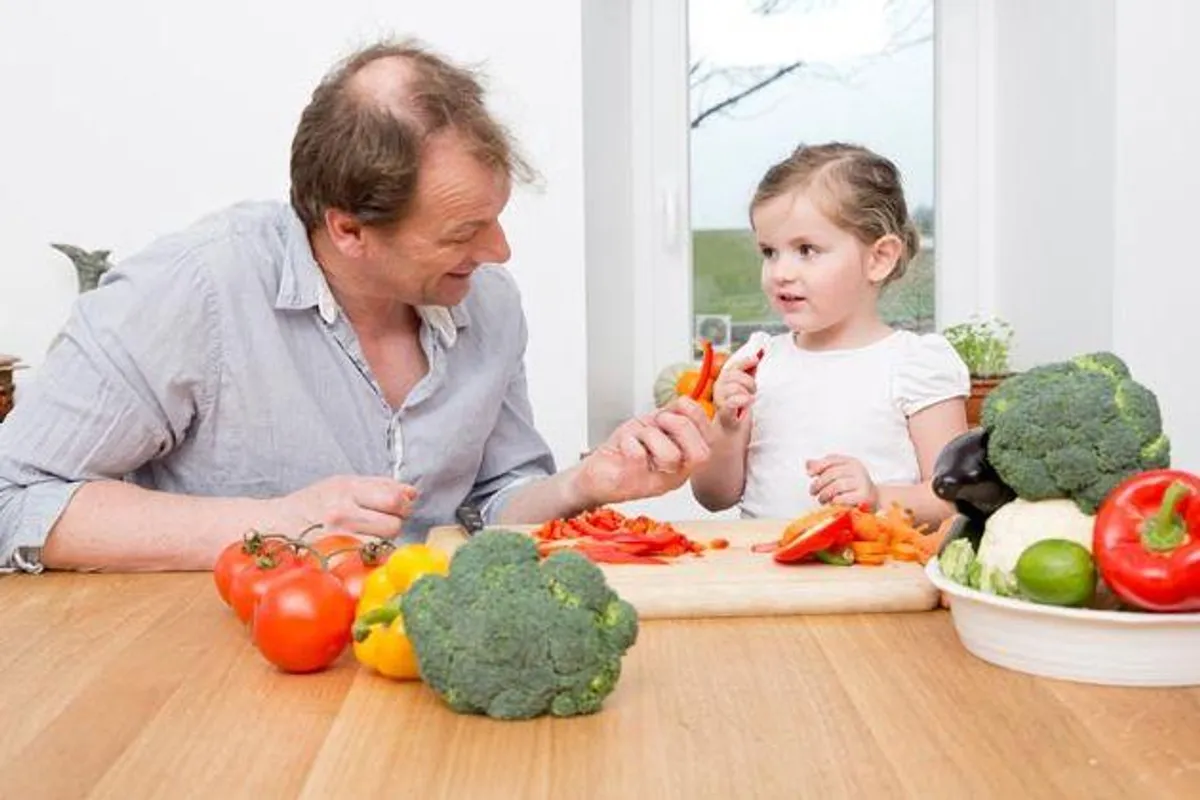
xmin=926 ymin=556 xmax=1200 ymax=687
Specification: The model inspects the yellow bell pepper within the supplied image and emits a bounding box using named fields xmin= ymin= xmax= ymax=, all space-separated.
xmin=352 ymin=543 xmax=449 ymax=680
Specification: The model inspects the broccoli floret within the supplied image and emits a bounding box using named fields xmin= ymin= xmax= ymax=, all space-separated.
xmin=400 ymin=529 xmax=639 ymax=720
xmin=981 ymin=352 xmax=1170 ymax=514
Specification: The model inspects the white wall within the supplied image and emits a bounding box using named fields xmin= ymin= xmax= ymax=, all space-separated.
xmin=1113 ymin=0 xmax=1200 ymax=469
xmin=990 ymin=0 xmax=1116 ymax=367
xmin=0 ymin=0 xmax=589 ymax=471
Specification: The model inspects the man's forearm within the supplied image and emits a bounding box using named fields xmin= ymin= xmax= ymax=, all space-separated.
xmin=493 ymin=466 xmax=593 ymax=526
xmin=41 ymin=481 xmax=279 ymax=572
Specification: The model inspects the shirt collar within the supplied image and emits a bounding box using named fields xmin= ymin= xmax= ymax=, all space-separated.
xmin=275 ymin=204 xmax=471 ymax=347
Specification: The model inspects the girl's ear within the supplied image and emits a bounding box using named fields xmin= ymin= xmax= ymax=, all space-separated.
xmin=866 ymin=234 xmax=903 ymax=284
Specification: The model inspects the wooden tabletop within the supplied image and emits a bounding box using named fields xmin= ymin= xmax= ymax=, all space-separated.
xmin=3 ymin=573 xmax=1200 ymax=800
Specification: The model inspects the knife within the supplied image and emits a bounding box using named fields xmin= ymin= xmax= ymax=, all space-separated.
xmin=456 ymin=503 xmax=485 ymax=534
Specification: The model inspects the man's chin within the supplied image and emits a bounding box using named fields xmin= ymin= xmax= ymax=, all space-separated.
xmin=428 ymin=276 xmax=473 ymax=307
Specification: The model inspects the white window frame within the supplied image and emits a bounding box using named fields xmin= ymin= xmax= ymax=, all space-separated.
xmin=619 ymin=0 xmax=998 ymax=422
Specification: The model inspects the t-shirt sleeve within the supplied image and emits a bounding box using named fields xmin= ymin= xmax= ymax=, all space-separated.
xmin=893 ymin=334 xmax=971 ymax=416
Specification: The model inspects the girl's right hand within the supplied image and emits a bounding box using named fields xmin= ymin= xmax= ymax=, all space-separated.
xmin=713 ymin=347 xmax=764 ymax=430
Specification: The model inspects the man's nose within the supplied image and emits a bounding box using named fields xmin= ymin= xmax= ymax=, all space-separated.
xmin=475 ymin=221 xmax=511 ymax=265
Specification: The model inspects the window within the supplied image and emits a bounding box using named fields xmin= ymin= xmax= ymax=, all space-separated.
xmin=686 ymin=0 xmax=936 ymax=354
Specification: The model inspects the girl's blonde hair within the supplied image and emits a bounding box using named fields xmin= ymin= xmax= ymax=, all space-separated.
xmin=750 ymin=142 xmax=922 ymax=284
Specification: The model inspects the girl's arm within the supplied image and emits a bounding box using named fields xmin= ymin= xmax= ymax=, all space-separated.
xmin=690 ymin=421 xmax=751 ymax=511
xmin=876 ymin=397 xmax=968 ymax=524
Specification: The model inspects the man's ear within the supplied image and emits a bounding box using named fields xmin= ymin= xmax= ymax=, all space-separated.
xmin=867 ymin=234 xmax=903 ymax=284
xmin=324 ymin=209 xmax=367 ymax=258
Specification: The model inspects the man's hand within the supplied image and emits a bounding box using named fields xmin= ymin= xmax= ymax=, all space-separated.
xmin=572 ymin=398 xmax=713 ymax=507
xmin=807 ymin=455 xmax=878 ymax=508
xmin=271 ymin=476 xmax=419 ymax=538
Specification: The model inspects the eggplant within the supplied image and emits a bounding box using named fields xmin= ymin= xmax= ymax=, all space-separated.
xmin=932 ymin=428 xmax=1016 ymax=529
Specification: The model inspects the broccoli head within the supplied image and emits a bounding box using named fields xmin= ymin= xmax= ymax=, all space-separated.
xmin=400 ymin=529 xmax=639 ymax=720
xmin=980 ymin=351 xmax=1170 ymax=513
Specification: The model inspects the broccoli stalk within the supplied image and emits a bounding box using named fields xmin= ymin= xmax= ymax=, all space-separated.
xmin=980 ymin=352 xmax=1170 ymax=514
xmin=400 ymin=530 xmax=640 ymax=720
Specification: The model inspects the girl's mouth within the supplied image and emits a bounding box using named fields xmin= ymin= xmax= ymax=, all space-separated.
xmin=776 ymin=292 xmax=807 ymax=307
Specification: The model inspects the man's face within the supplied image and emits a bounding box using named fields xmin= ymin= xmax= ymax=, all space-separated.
xmin=363 ymin=131 xmax=513 ymax=307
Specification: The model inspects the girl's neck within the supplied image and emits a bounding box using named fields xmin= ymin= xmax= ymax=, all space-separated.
xmin=793 ymin=309 xmax=893 ymax=352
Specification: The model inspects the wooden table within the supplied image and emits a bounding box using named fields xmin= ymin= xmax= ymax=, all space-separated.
xmin=3 ymin=573 xmax=1200 ymax=799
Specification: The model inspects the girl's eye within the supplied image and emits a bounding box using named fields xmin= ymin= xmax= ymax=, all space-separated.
xmin=759 ymin=246 xmax=777 ymax=260
xmin=797 ymin=244 xmax=818 ymax=258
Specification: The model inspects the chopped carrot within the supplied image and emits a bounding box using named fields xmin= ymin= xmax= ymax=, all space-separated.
xmin=707 ymin=538 xmax=730 ymax=550
xmin=851 ymin=541 xmax=888 ymax=557
xmin=850 ymin=509 xmax=888 ymax=542
xmin=855 ymin=553 xmax=887 ymax=566
xmin=889 ymin=542 xmax=921 ymax=561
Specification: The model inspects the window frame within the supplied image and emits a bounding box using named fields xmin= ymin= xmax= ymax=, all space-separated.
xmin=616 ymin=0 xmax=997 ymax=423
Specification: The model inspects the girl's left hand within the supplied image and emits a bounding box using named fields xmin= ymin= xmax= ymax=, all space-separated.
xmin=806 ymin=454 xmax=879 ymax=508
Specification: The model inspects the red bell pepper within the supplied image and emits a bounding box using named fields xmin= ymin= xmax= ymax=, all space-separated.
xmin=774 ymin=508 xmax=856 ymax=564
xmin=1093 ymin=469 xmax=1200 ymax=612
xmin=689 ymin=340 xmax=715 ymax=401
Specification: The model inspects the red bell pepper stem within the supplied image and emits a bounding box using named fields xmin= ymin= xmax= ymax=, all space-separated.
xmin=1143 ymin=481 xmax=1190 ymax=552
xmin=690 ymin=340 xmax=715 ymax=401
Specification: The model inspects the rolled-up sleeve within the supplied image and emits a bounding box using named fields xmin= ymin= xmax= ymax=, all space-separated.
xmin=469 ymin=315 xmax=556 ymax=524
xmin=0 ymin=250 xmax=217 ymax=570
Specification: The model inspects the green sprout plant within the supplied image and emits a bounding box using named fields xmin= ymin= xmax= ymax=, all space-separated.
xmin=943 ymin=317 xmax=1013 ymax=378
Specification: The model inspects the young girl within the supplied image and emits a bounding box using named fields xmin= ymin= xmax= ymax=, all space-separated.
xmin=690 ymin=142 xmax=969 ymax=525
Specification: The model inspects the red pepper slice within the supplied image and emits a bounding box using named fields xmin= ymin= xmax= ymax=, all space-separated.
xmin=689 ymin=340 xmax=715 ymax=401
xmin=575 ymin=542 xmax=668 ymax=565
xmin=1093 ymin=469 xmax=1200 ymax=612
xmin=773 ymin=509 xmax=856 ymax=564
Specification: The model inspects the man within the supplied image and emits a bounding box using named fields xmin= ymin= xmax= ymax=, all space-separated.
xmin=0 ymin=40 xmax=711 ymax=573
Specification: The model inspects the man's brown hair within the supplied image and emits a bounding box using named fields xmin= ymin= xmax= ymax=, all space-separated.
xmin=290 ymin=39 xmax=533 ymax=232
xmin=751 ymin=142 xmax=921 ymax=284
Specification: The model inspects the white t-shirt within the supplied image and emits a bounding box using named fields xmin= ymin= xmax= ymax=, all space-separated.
xmin=734 ymin=329 xmax=970 ymax=520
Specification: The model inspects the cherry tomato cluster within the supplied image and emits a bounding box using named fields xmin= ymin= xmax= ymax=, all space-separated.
xmin=213 ymin=526 xmax=394 ymax=674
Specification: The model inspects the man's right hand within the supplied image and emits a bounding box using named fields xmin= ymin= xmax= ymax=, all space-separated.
xmin=272 ymin=476 xmax=418 ymax=539
xmin=713 ymin=347 xmax=763 ymax=430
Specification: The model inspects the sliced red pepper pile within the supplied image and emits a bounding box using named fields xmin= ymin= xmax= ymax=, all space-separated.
xmin=531 ymin=507 xmax=725 ymax=565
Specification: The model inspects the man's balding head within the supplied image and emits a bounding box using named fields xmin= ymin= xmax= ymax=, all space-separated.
xmin=289 ymin=39 xmax=531 ymax=232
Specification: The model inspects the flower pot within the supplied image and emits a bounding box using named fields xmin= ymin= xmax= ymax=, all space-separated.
xmin=966 ymin=375 xmax=1008 ymax=427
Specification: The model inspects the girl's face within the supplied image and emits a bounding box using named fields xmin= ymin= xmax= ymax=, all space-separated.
xmin=752 ymin=187 xmax=895 ymax=343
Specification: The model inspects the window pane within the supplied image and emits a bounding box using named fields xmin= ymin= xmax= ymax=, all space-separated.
xmin=688 ymin=0 xmax=935 ymax=354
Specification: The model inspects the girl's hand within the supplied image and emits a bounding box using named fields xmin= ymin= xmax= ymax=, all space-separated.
xmin=713 ymin=347 xmax=764 ymax=431
xmin=806 ymin=454 xmax=879 ymax=508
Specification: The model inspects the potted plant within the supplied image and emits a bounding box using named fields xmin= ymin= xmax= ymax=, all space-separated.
xmin=942 ymin=316 xmax=1014 ymax=427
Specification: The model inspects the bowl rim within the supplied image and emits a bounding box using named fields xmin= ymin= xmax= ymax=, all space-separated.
xmin=926 ymin=556 xmax=1200 ymax=625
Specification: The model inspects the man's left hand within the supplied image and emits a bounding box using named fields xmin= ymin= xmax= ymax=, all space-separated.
xmin=572 ymin=397 xmax=713 ymax=507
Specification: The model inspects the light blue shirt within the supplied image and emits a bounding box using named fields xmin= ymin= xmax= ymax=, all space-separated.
xmin=0 ymin=201 xmax=555 ymax=571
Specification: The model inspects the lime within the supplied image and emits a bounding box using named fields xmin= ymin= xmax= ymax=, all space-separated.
xmin=1014 ymin=539 xmax=1097 ymax=607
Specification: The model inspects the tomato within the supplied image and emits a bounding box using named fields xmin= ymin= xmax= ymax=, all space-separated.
xmin=228 ymin=552 xmax=308 ymax=624
xmin=252 ymin=569 xmax=356 ymax=673
xmin=307 ymin=533 xmax=367 ymax=568
xmin=213 ymin=535 xmax=288 ymax=606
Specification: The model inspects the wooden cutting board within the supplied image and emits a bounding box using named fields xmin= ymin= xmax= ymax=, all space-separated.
xmin=425 ymin=519 xmax=939 ymax=621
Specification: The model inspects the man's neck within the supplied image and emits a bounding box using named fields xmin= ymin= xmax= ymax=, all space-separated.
xmin=310 ymin=231 xmax=420 ymax=340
